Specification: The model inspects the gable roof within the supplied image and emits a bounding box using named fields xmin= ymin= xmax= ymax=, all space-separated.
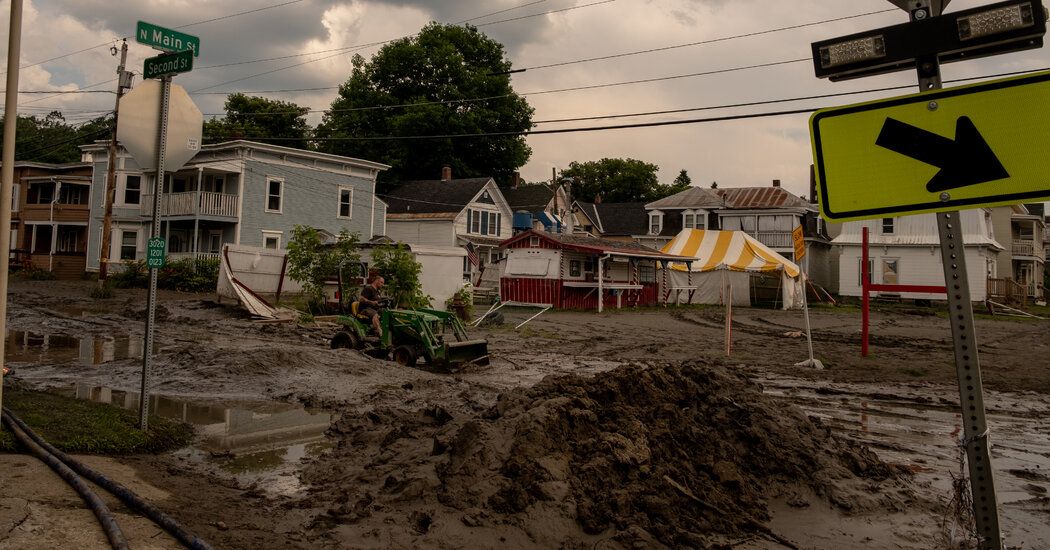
xmin=501 ymin=229 xmax=691 ymax=262
xmin=501 ymin=184 xmax=554 ymax=212
xmin=645 ymin=186 xmax=723 ymax=209
xmin=715 ymin=186 xmax=813 ymax=210
xmin=575 ymin=202 xmax=648 ymax=236
xmin=384 ymin=178 xmax=494 ymax=214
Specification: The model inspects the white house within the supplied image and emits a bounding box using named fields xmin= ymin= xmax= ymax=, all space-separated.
xmin=383 ymin=168 xmax=513 ymax=283
xmin=832 ymin=210 xmax=1004 ymax=301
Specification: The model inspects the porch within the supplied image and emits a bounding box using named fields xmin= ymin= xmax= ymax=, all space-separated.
xmin=141 ymin=191 xmax=238 ymax=218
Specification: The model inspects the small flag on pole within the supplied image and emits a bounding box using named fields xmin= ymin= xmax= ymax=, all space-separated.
xmin=465 ymin=242 xmax=479 ymax=267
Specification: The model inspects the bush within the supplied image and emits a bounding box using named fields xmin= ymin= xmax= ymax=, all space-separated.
xmin=287 ymin=225 xmax=360 ymax=313
xmin=108 ymin=257 xmax=219 ymax=292
xmin=109 ymin=260 xmax=149 ymax=288
xmin=445 ymin=284 xmax=474 ymax=320
xmin=371 ymin=244 xmax=431 ymax=309
xmin=90 ymin=282 xmax=115 ymax=299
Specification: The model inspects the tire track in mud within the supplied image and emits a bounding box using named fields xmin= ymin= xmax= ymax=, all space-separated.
xmin=669 ymin=309 xmax=953 ymax=352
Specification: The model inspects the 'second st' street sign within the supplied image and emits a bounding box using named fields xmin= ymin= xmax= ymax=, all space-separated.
xmin=143 ymin=50 xmax=193 ymax=80
xmin=136 ymin=21 xmax=200 ymax=57
xmin=810 ymin=69 xmax=1050 ymax=222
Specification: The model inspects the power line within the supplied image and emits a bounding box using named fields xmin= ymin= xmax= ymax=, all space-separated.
xmin=2 ymin=90 xmax=114 ymax=94
xmin=18 ymin=120 xmax=114 ymax=161
xmin=516 ymin=9 xmax=895 ymax=72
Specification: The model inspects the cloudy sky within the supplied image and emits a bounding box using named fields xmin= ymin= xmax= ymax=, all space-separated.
xmin=3 ymin=0 xmax=1049 ymax=199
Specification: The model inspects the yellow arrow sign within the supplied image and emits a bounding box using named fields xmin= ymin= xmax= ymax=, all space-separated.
xmin=810 ymin=70 xmax=1050 ymax=222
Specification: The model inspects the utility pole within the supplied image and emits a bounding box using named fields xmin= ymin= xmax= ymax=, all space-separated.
xmin=99 ymin=39 xmax=131 ymax=284
xmin=0 ymin=0 xmax=23 ymax=420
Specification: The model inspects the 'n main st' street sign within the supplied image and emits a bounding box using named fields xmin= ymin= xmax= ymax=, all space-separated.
xmin=810 ymin=69 xmax=1050 ymax=222
xmin=136 ymin=21 xmax=200 ymax=57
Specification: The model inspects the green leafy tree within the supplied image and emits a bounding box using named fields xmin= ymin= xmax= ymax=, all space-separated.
xmin=286 ymin=226 xmax=360 ymax=311
xmin=370 ymin=244 xmax=430 ymax=309
xmin=3 ymin=111 xmax=112 ymax=163
xmin=562 ymin=158 xmax=692 ymax=203
xmin=316 ymin=23 xmax=534 ymax=192
xmin=203 ymin=93 xmax=311 ymax=149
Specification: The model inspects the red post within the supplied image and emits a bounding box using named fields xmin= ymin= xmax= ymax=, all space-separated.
xmin=862 ymin=226 xmax=869 ymax=357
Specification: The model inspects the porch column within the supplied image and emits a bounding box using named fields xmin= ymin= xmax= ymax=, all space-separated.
xmin=597 ymin=255 xmax=604 ymax=313
xmin=193 ymin=167 xmax=202 ymax=263
xmin=49 ymin=223 xmax=57 ymax=271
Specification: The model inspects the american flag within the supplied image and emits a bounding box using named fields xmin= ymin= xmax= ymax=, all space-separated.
xmin=465 ymin=242 xmax=479 ymax=267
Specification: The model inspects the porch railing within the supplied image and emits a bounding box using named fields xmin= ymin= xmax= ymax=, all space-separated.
xmin=1011 ymin=241 xmax=1038 ymax=257
xmin=141 ymin=192 xmax=238 ymax=218
xmin=167 ymin=252 xmax=221 ymax=263
xmin=987 ymin=277 xmax=1029 ymax=306
xmin=752 ymin=231 xmax=793 ymax=249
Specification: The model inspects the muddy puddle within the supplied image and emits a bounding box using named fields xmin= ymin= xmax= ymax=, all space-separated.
xmin=5 ymin=329 xmax=147 ymax=366
xmin=759 ymin=375 xmax=1050 ymax=547
xmin=61 ymin=383 xmax=332 ymax=497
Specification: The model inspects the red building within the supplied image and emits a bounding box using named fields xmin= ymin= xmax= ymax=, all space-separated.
xmin=499 ymin=229 xmax=692 ymax=311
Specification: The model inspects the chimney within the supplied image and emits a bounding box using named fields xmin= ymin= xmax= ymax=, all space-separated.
xmin=594 ymin=194 xmax=602 ymax=204
xmin=772 ymin=179 xmax=781 ymax=188
xmin=809 ymin=164 xmax=817 ymax=204
xmin=710 ymin=181 xmax=718 ymax=189
xmin=441 ymin=165 xmax=452 ymax=182
xmin=512 ymin=171 xmax=521 ymax=189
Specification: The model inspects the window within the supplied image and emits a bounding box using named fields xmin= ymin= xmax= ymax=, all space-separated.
xmin=27 ymin=182 xmax=54 ymax=204
xmin=59 ymin=184 xmax=87 ymax=205
xmin=649 ymin=212 xmax=662 ymax=235
xmin=462 ymin=257 xmax=472 ymax=282
xmin=470 ymin=209 xmax=481 ymax=234
xmin=123 ymin=175 xmax=141 ymax=205
xmin=481 ymin=211 xmax=489 ymax=235
xmin=11 ymin=184 xmax=19 ymax=212
xmin=857 ymin=258 xmax=874 ymax=287
xmin=569 ymin=260 xmax=581 ymax=277
xmin=683 ymin=213 xmax=695 ymax=229
xmin=489 ymin=212 xmax=500 ymax=237
xmin=881 ymin=259 xmax=899 ymax=285
xmin=120 ymin=230 xmax=137 ymax=260
xmin=881 ymin=217 xmax=895 ymax=235
xmin=57 ymin=227 xmax=83 ymax=253
xmin=467 ymin=209 xmax=500 ymax=236
xmin=639 ymin=264 xmax=656 ymax=283
xmin=338 ymin=188 xmax=353 ymax=218
xmin=529 ymin=236 xmax=540 ymax=247
xmin=262 ymin=231 xmax=282 ymax=250
xmin=266 ymin=178 xmax=283 ymax=212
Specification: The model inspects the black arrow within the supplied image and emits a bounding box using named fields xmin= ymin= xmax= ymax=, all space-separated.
xmin=875 ymin=116 xmax=1008 ymax=193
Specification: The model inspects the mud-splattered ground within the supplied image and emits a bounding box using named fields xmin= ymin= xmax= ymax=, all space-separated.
xmin=3 ymin=280 xmax=1049 ymax=549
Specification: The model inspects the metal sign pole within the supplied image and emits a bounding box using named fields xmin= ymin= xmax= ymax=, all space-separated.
xmin=139 ymin=75 xmax=172 ymax=431
xmin=913 ymin=3 xmax=1001 ymax=547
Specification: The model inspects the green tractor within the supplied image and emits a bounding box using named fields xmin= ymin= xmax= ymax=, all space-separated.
xmin=330 ymin=298 xmax=490 ymax=370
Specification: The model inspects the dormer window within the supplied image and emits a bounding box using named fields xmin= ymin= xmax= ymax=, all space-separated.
xmin=648 ymin=211 xmax=663 ymax=235
xmin=682 ymin=210 xmax=706 ymax=230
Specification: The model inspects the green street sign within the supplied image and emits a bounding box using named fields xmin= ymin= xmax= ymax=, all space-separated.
xmin=143 ymin=50 xmax=193 ymax=79
xmin=136 ymin=21 xmax=200 ymax=57
xmin=147 ymin=237 xmax=166 ymax=269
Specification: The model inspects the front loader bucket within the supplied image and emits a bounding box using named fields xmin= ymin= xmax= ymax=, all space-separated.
xmin=444 ymin=339 xmax=490 ymax=367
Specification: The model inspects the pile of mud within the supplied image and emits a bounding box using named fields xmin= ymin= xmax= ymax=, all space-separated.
xmin=307 ymin=362 xmax=911 ymax=547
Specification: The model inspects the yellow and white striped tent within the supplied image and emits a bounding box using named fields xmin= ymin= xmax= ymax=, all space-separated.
xmin=658 ymin=229 xmax=803 ymax=309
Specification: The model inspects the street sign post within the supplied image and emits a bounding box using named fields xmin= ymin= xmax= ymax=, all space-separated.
xmin=136 ymin=21 xmax=199 ymax=56
xmin=808 ymin=2 xmax=1048 ymax=547
xmin=791 ymin=225 xmax=822 ymax=370
xmin=811 ymin=69 xmax=1050 ymax=222
xmin=147 ymin=237 xmax=166 ymax=269
xmin=144 ymin=50 xmax=193 ymax=80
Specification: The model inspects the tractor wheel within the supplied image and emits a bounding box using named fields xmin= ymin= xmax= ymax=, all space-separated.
xmin=393 ymin=345 xmax=418 ymax=367
xmin=331 ymin=331 xmax=362 ymax=350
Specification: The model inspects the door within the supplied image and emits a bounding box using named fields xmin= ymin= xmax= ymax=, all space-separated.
xmin=208 ymin=232 xmax=222 ymax=254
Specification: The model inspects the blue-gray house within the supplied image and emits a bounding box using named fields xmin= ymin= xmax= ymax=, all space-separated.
xmin=79 ymin=140 xmax=389 ymax=271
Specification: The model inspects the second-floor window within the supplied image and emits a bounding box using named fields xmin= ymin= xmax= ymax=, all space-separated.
xmin=467 ymin=209 xmax=501 ymax=236
xmin=59 ymin=184 xmax=88 ymax=205
xmin=682 ymin=210 xmax=706 ymax=230
xmin=123 ymin=175 xmax=141 ymax=205
xmin=27 ymin=182 xmax=54 ymax=204
xmin=338 ymin=188 xmax=353 ymax=218
xmin=881 ymin=217 xmax=895 ymax=235
xmin=266 ymin=178 xmax=283 ymax=213
xmin=649 ymin=212 xmax=663 ymax=235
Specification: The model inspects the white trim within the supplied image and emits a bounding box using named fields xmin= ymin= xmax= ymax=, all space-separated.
xmin=235 ymin=163 xmax=245 ymax=244
xmin=264 ymin=175 xmax=284 ymax=213
xmin=337 ymin=186 xmax=353 ymax=219
xmin=117 ymin=172 xmax=143 ymax=207
xmin=261 ymin=230 xmax=283 ymax=250
xmin=648 ymin=210 xmax=663 ymax=235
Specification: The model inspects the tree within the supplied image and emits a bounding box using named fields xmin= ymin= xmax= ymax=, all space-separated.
xmin=561 ymin=158 xmax=692 ymax=203
xmin=286 ymin=226 xmax=360 ymax=312
xmin=203 ymin=93 xmax=311 ymax=149
xmin=316 ymin=23 xmax=534 ymax=192
xmin=370 ymin=244 xmax=430 ymax=309
xmin=3 ymin=111 xmax=112 ymax=163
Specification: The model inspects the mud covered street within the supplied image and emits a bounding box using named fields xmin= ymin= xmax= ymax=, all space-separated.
xmin=3 ymin=279 xmax=1049 ymax=549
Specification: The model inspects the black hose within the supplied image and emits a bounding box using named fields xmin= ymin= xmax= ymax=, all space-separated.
xmin=2 ymin=407 xmax=213 ymax=550
xmin=1 ymin=409 xmax=131 ymax=550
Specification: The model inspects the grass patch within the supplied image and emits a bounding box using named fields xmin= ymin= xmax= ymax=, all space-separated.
xmin=0 ymin=387 xmax=193 ymax=454
xmin=898 ymin=366 xmax=928 ymax=377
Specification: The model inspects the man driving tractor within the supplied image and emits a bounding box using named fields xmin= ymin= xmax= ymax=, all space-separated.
xmin=358 ymin=275 xmax=386 ymax=338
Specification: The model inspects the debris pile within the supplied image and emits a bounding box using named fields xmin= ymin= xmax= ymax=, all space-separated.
xmin=308 ymin=361 xmax=911 ymax=546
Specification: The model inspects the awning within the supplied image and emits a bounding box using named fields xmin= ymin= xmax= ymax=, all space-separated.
xmin=537 ymin=211 xmax=563 ymax=230
xmin=660 ymin=229 xmax=800 ymax=278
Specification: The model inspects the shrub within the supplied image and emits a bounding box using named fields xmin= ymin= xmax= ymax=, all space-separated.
xmin=286 ymin=225 xmax=360 ymax=313
xmin=371 ymin=243 xmax=430 ymax=309
xmin=108 ymin=257 xmax=219 ymax=292
xmin=109 ymin=260 xmax=149 ymax=288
